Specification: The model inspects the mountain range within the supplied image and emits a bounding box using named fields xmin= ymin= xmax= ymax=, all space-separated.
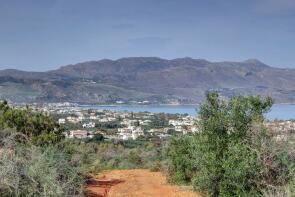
xmin=1 ymin=57 xmax=295 ymax=104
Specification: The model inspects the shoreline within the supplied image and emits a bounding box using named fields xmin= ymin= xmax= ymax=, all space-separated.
xmin=79 ymin=103 xmax=294 ymax=107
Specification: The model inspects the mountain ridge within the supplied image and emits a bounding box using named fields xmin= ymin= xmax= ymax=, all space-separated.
xmin=0 ymin=57 xmax=295 ymax=104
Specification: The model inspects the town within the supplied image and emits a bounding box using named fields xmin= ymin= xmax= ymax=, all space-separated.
xmin=16 ymin=102 xmax=295 ymax=143
xmin=24 ymin=102 xmax=199 ymax=141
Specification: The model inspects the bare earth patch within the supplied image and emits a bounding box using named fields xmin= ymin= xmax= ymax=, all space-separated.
xmin=86 ymin=169 xmax=202 ymax=197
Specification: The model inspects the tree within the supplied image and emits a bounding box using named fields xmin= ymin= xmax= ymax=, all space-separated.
xmin=85 ymin=133 xmax=104 ymax=143
xmin=0 ymin=101 xmax=64 ymax=145
xmin=166 ymin=135 xmax=196 ymax=183
xmin=193 ymin=93 xmax=273 ymax=196
xmin=166 ymin=93 xmax=283 ymax=196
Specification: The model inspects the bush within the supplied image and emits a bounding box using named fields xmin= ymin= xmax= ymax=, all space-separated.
xmin=0 ymin=101 xmax=64 ymax=145
xmin=0 ymin=133 xmax=83 ymax=197
xmin=150 ymin=160 xmax=162 ymax=172
xmin=166 ymin=135 xmax=197 ymax=183
xmin=167 ymin=93 xmax=295 ymax=196
xmin=127 ymin=150 xmax=143 ymax=166
xmin=218 ymin=142 xmax=262 ymax=196
xmin=59 ymin=138 xmax=163 ymax=174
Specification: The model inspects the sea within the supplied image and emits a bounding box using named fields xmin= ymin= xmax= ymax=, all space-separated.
xmin=81 ymin=104 xmax=295 ymax=120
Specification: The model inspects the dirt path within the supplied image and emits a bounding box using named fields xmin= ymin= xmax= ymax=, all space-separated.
xmin=86 ymin=169 xmax=202 ymax=197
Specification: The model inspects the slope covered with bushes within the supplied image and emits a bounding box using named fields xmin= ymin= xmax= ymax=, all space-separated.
xmin=0 ymin=101 xmax=163 ymax=196
xmin=166 ymin=93 xmax=295 ymax=196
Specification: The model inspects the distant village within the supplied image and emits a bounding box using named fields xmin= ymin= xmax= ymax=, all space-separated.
xmin=16 ymin=102 xmax=295 ymax=143
xmin=22 ymin=102 xmax=198 ymax=141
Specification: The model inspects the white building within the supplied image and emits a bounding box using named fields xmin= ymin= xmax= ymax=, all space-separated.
xmin=82 ymin=122 xmax=95 ymax=128
xmin=190 ymin=126 xmax=199 ymax=133
xmin=175 ymin=125 xmax=183 ymax=132
xmin=132 ymin=127 xmax=144 ymax=140
xmin=67 ymin=116 xmax=79 ymax=123
xmin=78 ymin=116 xmax=84 ymax=121
xmin=90 ymin=115 xmax=98 ymax=120
xmin=67 ymin=130 xmax=92 ymax=139
xmin=58 ymin=118 xmax=66 ymax=124
xmin=118 ymin=126 xmax=144 ymax=140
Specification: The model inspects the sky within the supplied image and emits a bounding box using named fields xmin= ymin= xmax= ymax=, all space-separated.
xmin=0 ymin=0 xmax=295 ymax=71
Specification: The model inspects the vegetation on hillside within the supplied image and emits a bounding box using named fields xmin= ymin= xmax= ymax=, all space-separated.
xmin=0 ymin=101 xmax=64 ymax=145
xmin=1 ymin=93 xmax=295 ymax=196
xmin=0 ymin=133 xmax=83 ymax=196
xmin=166 ymin=93 xmax=295 ymax=196
xmin=0 ymin=101 xmax=83 ymax=196
xmin=0 ymin=101 xmax=163 ymax=196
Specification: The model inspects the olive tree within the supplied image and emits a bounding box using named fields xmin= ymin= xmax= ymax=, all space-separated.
xmin=193 ymin=93 xmax=273 ymax=196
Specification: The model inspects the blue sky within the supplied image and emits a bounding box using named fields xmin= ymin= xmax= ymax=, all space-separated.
xmin=0 ymin=0 xmax=294 ymax=71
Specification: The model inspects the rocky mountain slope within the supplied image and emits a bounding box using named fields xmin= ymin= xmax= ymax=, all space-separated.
xmin=0 ymin=57 xmax=295 ymax=104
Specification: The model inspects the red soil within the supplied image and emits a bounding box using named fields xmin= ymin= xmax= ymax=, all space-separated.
xmin=86 ymin=169 xmax=202 ymax=197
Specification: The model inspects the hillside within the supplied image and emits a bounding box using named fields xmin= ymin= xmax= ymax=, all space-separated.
xmin=0 ymin=57 xmax=295 ymax=104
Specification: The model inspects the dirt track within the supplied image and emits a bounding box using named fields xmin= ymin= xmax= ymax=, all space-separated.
xmin=86 ymin=169 xmax=202 ymax=197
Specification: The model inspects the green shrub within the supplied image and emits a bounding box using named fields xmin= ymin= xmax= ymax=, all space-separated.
xmin=166 ymin=135 xmax=197 ymax=183
xmin=150 ymin=160 xmax=162 ymax=172
xmin=219 ymin=143 xmax=262 ymax=196
xmin=127 ymin=150 xmax=143 ymax=166
xmin=0 ymin=101 xmax=64 ymax=145
xmin=0 ymin=134 xmax=83 ymax=197
xmin=59 ymin=138 xmax=164 ymax=173
xmin=167 ymin=93 xmax=295 ymax=196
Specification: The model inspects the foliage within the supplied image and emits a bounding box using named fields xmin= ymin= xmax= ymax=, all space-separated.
xmin=0 ymin=104 xmax=83 ymax=196
xmin=95 ymin=121 xmax=122 ymax=129
xmin=85 ymin=133 xmax=104 ymax=143
xmin=167 ymin=93 xmax=295 ymax=197
xmin=0 ymin=101 xmax=64 ymax=145
xmin=166 ymin=135 xmax=197 ymax=183
xmin=150 ymin=113 xmax=169 ymax=128
xmin=193 ymin=93 xmax=273 ymax=196
xmin=59 ymin=138 xmax=163 ymax=174
xmin=0 ymin=101 xmax=164 ymax=196
xmin=0 ymin=132 xmax=83 ymax=197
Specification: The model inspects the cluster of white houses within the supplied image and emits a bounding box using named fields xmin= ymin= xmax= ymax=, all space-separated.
xmin=65 ymin=130 xmax=93 ymax=139
xmin=265 ymin=120 xmax=295 ymax=142
xmin=58 ymin=110 xmax=199 ymax=140
xmin=24 ymin=103 xmax=295 ymax=142
xmin=118 ymin=126 xmax=144 ymax=140
xmin=82 ymin=122 xmax=95 ymax=128
xmin=65 ymin=126 xmax=145 ymax=140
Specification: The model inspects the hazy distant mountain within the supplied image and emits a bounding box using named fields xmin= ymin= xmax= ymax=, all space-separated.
xmin=1 ymin=57 xmax=295 ymax=104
